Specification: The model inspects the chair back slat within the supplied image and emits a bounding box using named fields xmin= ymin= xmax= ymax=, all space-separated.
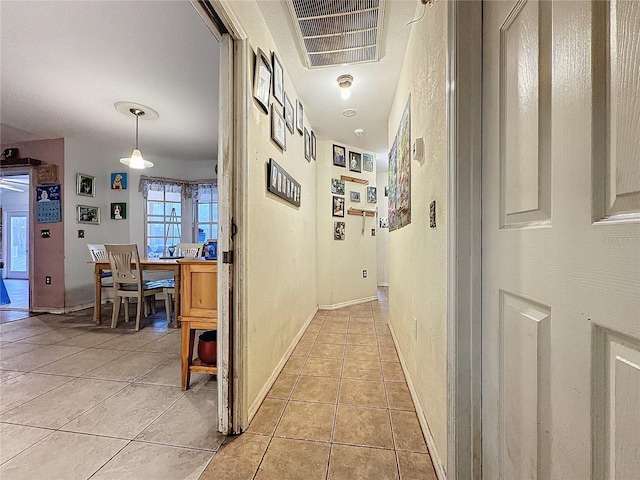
xmin=176 ymin=243 xmax=204 ymax=258
xmin=87 ymin=244 xmax=109 ymax=261
xmin=105 ymin=244 xmax=141 ymax=286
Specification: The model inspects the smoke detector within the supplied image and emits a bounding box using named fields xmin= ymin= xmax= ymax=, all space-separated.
xmin=354 ymin=128 xmax=365 ymax=136
xmin=343 ymin=108 xmax=357 ymax=117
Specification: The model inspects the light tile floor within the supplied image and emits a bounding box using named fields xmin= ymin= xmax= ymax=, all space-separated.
xmin=201 ymin=288 xmax=438 ymax=480
xmin=0 ymin=289 xmax=437 ymax=479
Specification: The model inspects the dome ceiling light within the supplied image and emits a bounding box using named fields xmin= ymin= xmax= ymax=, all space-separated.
xmin=337 ymin=74 xmax=353 ymax=99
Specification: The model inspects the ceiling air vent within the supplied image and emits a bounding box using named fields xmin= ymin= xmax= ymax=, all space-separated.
xmin=287 ymin=0 xmax=386 ymax=68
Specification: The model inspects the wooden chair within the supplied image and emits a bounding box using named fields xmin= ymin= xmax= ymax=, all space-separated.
xmin=87 ymin=244 xmax=113 ymax=323
xmin=162 ymin=243 xmax=204 ymax=323
xmin=104 ymin=244 xmax=163 ymax=331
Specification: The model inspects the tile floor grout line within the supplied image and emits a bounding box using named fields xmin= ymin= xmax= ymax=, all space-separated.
xmin=86 ymin=438 xmax=134 ymax=480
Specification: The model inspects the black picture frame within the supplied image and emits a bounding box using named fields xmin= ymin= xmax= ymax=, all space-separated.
xmin=332 ymin=195 xmax=345 ymax=217
xmin=311 ymin=131 xmax=317 ymax=160
xmin=333 ymin=144 xmax=346 ymax=167
xmin=296 ymin=99 xmax=304 ymax=134
xmin=363 ymin=153 xmax=374 ymax=172
xmin=267 ymin=158 xmax=301 ymax=207
xmin=253 ymin=48 xmax=271 ymax=114
xmin=272 ymin=52 xmax=284 ymax=106
xmin=284 ymin=93 xmax=294 ymax=133
xmin=271 ymin=104 xmax=286 ymax=151
xmin=349 ymin=151 xmax=362 ymax=173
xmin=304 ymin=128 xmax=311 ymax=161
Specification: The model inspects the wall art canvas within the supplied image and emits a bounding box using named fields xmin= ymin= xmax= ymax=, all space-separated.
xmin=111 ymin=202 xmax=126 ymax=220
xmin=367 ymin=186 xmax=377 ymax=204
xmin=363 ymin=153 xmax=374 ymax=172
xmin=331 ymin=178 xmax=345 ymax=195
xmin=350 ymin=191 xmax=360 ymax=202
xmin=111 ymin=172 xmax=127 ymax=189
xmin=349 ymin=151 xmax=362 ymax=173
xmin=333 ymin=144 xmax=346 ymax=167
xmin=332 ymin=195 xmax=345 ymax=217
xmin=36 ymin=184 xmax=62 ymax=223
xmin=388 ymin=96 xmax=411 ymax=231
xmin=76 ymin=173 xmax=95 ymax=197
xmin=334 ymin=221 xmax=345 ymax=240
xmin=267 ymin=158 xmax=301 ymax=207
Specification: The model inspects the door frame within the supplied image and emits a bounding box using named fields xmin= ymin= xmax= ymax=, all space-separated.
xmin=446 ymin=1 xmax=483 ymax=479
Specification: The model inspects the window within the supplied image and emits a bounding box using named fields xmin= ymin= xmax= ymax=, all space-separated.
xmin=145 ymin=187 xmax=182 ymax=257
xmin=194 ymin=185 xmax=218 ymax=242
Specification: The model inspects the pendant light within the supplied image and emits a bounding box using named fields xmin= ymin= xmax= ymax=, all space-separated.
xmin=119 ymin=107 xmax=154 ymax=169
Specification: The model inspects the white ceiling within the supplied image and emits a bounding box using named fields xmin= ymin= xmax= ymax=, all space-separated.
xmin=1 ymin=0 xmax=419 ymax=171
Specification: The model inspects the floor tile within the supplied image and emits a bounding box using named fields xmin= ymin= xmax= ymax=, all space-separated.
xmin=136 ymin=331 xmax=181 ymax=353
xmin=0 ymin=369 xmax=23 ymax=384
xmin=0 ymin=342 xmax=43 ymax=361
xmin=0 ymin=377 xmax=127 ymax=429
xmin=281 ymin=355 xmax=306 ymax=375
xmin=255 ymin=437 xmax=330 ymax=480
xmin=303 ymin=357 xmax=343 ymax=377
xmin=61 ymin=383 xmax=184 ymax=439
xmin=382 ymin=361 xmax=406 ymax=382
xmin=0 ymin=431 xmax=127 ymax=480
xmin=315 ymin=332 xmax=347 ymax=344
xmin=135 ymin=355 xmax=204 ymax=388
xmin=246 ymin=398 xmax=286 ymax=435
xmin=339 ymin=378 xmax=387 ymax=408
xmin=346 ymin=333 xmax=377 ymax=345
xmin=34 ymin=348 xmax=123 ymax=376
xmin=275 ymin=400 xmax=336 ymax=442
xmin=267 ymin=373 xmax=298 ymax=399
xmin=91 ymin=441 xmax=212 ymax=480
xmin=54 ymin=330 xmax=125 ymax=348
xmin=344 ymin=344 xmax=379 ymax=362
xmin=82 ymin=351 xmax=174 ymax=382
xmin=300 ymin=331 xmax=319 ymax=343
xmin=0 ymin=325 xmax=55 ymax=343
xmin=0 ymin=344 xmax=85 ymax=372
xmin=199 ymin=433 xmax=270 ymax=480
xmin=397 ymin=451 xmax=437 ymax=480
xmin=342 ymin=358 xmax=383 ymax=381
xmin=0 ymin=423 xmax=53 ymax=465
xmin=379 ymin=346 xmax=400 ymax=363
xmin=333 ymin=405 xmax=393 ymax=449
xmin=291 ymin=375 xmax=339 ymax=404
xmin=13 ymin=327 xmax=86 ymax=345
xmin=0 ymin=372 xmax=73 ymax=414
xmin=347 ymin=323 xmax=376 ymax=335
xmin=386 ymin=382 xmax=415 ymax=411
xmin=309 ymin=342 xmax=344 ymax=359
xmin=390 ymin=410 xmax=428 ymax=453
xmin=95 ymin=331 xmax=169 ymax=351
xmin=328 ymin=444 xmax=399 ymax=480
xmin=136 ymin=389 xmax=224 ymax=451
xmin=292 ymin=341 xmax=314 ymax=357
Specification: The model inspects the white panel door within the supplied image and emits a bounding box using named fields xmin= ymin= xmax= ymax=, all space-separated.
xmin=482 ymin=1 xmax=640 ymax=479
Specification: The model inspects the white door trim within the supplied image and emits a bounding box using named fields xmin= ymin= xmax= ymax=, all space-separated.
xmin=447 ymin=1 xmax=483 ymax=479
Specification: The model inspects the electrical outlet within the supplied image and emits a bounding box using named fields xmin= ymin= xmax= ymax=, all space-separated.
xmin=362 ymin=270 xmax=367 ymax=278
xmin=45 ymin=276 xmax=51 ymax=285
xmin=413 ymin=317 xmax=418 ymax=340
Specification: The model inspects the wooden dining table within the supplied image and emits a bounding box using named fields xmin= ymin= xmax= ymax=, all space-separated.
xmin=91 ymin=257 xmax=181 ymax=327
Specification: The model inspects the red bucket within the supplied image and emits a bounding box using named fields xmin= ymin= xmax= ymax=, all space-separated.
xmin=197 ymin=330 xmax=217 ymax=365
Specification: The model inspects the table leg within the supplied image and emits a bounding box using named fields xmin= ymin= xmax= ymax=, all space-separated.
xmin=94 ymin=264 xmax=102 ymax=324
xmin=173 ymin=268 xmax=181 ymax=328
xmin=181 ymin=321 xmax=195 ymax=390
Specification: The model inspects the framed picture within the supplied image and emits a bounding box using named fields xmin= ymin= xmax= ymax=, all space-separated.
xmin=272 ymin=52 xmax=284 ymax=106
xmin=349 ymin=151 xmax=362 ymax=173
xmin=253 ymin=47 xmax=271 ymax=114
xmin=363 ymin=153 xmax=374 ymax=172
xmin=304 ymin=128 xmax=311 ymax=161
xmin=350 ymin=191 xmax=361 ymax=202
xmin=76 ymin=205 xmax=100 ymax=225
xmin=76 ymin=173 xmax=95 ymax=197
xmin=271 ymin=104 xmax=286 ymax=151
xmin=111 ymin=172 xmax=127 ymax=189
xmin=110 ymin=202 xmax=126 ymax=220
xmin=367 ymin=186 xmax=378 ymax=203
xmin=331 ymin=178 xmax=345 ymax=195
xmin=334 ymin=221 xmax=345 ymax=240
xmin=333 ymin=144 xmax=346 ymax=167
xmin=267 ymin=158 xmax=301 ymax=207
xmin=284 ymin=93 xmax=294 ymax=133
xmin=296 ymin=99 xmax=304 ymax=134
xmin=332 ymin=195 xmax=345 ymax=217
xmin=384 ymin=186 xmax=389 ymax=197
xmin=311 ymin=131 xmax=317 ymax=160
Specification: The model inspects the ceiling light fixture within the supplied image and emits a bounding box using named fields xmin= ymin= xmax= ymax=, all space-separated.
xmin=337 ymin=74 xmax=353 ymax=100
xmin=354 ymin=128 xmax=365 ymax=136
xmin=115 ymin=103 xmax=158 ymax=169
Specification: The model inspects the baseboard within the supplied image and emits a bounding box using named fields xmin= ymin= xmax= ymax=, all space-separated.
xmin=318 ymin=295 xmax=378 ymax=311
xmin=247 ymin=305 xmax=319 ymax=422
xmin=388 ymin=322 xmax=447 ymax=480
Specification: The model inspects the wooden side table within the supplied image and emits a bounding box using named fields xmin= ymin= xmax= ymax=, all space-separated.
xmin=178 ymin=259 xmax=218 ymax=390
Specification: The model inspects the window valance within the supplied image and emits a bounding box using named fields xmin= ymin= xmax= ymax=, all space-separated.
xmin=138 ymin=176 xmax=217 ymax=199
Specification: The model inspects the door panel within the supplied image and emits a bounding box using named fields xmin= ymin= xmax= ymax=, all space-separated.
xmin=483 ymin=1 xmax=640 ymax=479
xmin=7 ymin=212 xmax=28 ymax=279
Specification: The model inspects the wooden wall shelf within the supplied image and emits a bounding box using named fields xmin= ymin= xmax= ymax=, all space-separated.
xmin=347 ymin=208 xmax=376 ymax=217
xmin=340 ymin=175 xmax=369 ymax=185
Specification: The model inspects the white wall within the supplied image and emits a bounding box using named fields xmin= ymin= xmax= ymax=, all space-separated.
xmin=387 ymin=0 xmax=449 ymax=468
xmin=63 ymin=137 xmax=215 ymax=307
xmin=376 ymin=169 xmax=389 ymax=286
xmin=227 ymin=1 xmax=319 ymax=414
xmin=316 ymin=140 xmax=378 ymax=308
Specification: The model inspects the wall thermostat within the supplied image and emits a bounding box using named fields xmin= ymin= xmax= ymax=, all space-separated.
xmin=412 ymin=137 xmax=424 ymax=163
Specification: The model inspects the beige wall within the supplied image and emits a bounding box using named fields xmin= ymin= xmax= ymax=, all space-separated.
xmin=316 ymin=140 xmax=378 ymax=308
xmin=376 ymin=170 xmax=389 ymax=286
xmin=228 ymin=2 xmax=319 ymax=413
xmin=386 ymin=0 xmax=449 ymax=466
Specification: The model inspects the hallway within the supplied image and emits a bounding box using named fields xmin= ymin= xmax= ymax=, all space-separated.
xmin=0 ymin=290 xmax=436 ymax=479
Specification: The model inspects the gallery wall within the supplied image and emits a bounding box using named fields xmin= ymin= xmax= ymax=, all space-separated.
xmin=316 ymin=140 xmax=378 ymax=308
xmin=376 ymin=169 xmax=390 ymax=286
xmin=227 ymin=1 xmax=319 ymax=416
xmin=386 ymin=0 xmax=449 ymax=471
